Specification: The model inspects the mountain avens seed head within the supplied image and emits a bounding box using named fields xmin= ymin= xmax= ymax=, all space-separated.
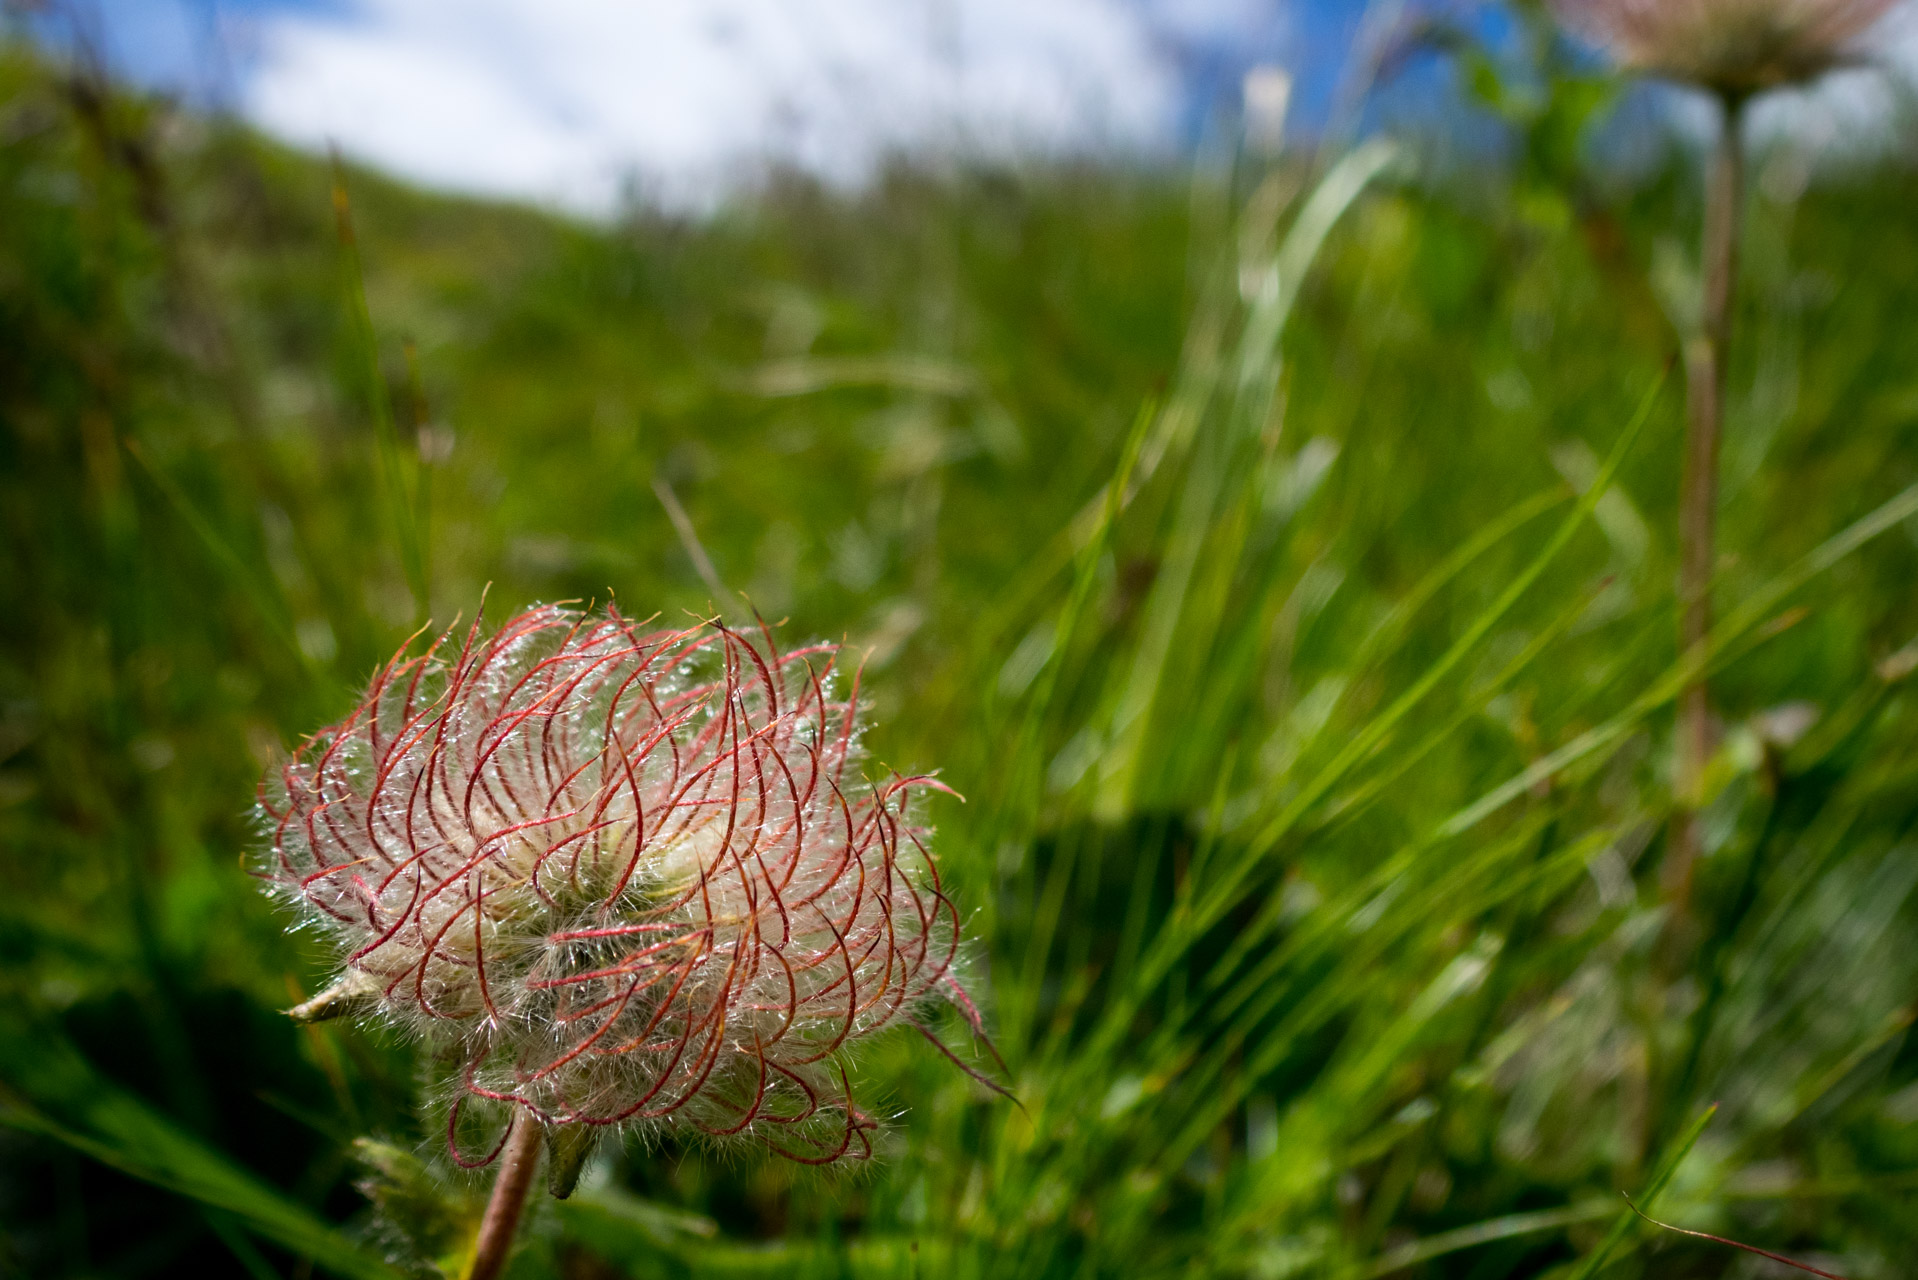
xmin=260 ymin=604 xmax=978 ymax=1165
xmin=1554 ymin=0 xmax=1900 ymax=95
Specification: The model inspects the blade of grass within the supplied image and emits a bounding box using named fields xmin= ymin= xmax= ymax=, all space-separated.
xmin=1158 ymin=826 xmax=1614 ymax=1168
xmin=1074 ymin=368 xmax=1668 ymax=1069
xmin=1231 ymin=367 xmax=1667 ymax=882
xmin=330 ymin=155 xmax=427 ymax=622
xmin=401 ymin=338 xmax=433 ymax=612
xmin=653 ymin=474 xmax=734 ymax=617
xmin=1439 ymin=475 xmax=1918 ymax=837
xmin=1098 ymin=141 xmax=1398 ymax=815
xmin=1242 ymin=139 xmax=1399 ymax=395
xmin=1338 ymin=488 xmax=1568 ymax=707
xmin=206 ymin=1209 xmax=288 ymax=1280
xmin=0 ymin=1063 xmax=401 ymax=1280
xmin=996 ymin=399 xmax=1157 ymax=1053
xmin=1313 ymin=568 xmax=1615 ymax=833
xmin=1009 ymin=819 xmax=1598 ymax=1220
xmin=1353 ymin=1201 xmax=1614 ymax=1279
xmin=122 ymin=437 xmax=311 ymax=670
xmin=1563 ymin=1103 xmax=1718 ymax=1280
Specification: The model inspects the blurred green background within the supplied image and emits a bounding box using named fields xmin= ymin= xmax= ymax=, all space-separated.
xmin=4 ymin=21 xmax=1918 ymax=1279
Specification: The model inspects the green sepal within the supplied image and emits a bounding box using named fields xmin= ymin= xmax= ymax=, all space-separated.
xmin=545 ymin=1123 xmax=598 ymax=1200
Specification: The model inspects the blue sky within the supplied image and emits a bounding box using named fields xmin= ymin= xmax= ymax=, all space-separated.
xmin=54 ymin=0 xmax=1369 ymax=121
xmin=26 ymin=0 xmax=1917 ymax=213
xmin=29 ymin=0 xmax=1423 ymax=209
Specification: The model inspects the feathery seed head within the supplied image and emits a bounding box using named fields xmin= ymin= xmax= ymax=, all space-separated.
xmin=260 ymin=604 xmax=979 ymax=1166
xmin=1554 ymin=0 xmax=1899 ymax=94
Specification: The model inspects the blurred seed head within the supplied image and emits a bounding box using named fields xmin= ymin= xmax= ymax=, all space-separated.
xmin=1554 ymin=0 xmax=1901 ymax=95
xmin=261 ymin=604 xmax=978 ymax=1166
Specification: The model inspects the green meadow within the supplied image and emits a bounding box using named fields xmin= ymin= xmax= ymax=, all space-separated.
xmin=3 ymin=32 xmax=1918 ymax=1278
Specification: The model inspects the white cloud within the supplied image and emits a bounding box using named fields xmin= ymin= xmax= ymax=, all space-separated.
xmin=243 ymin=0 xmax=1182 ymax=213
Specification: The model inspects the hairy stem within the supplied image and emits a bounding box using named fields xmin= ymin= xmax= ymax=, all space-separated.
xmin=1669 ymin=91 xmax=1745 ymax=904
xmin=468 ymin=1111 xmax=542 ymax=1280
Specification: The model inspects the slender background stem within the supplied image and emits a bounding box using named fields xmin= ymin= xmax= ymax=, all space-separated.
xmin=1669 ymin=91 xmax=1746 ymax=904
xmin=468 ymin=1111 xmax=543 ymax=1280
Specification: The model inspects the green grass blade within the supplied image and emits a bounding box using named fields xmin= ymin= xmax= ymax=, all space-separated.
xmin=122 ymin=437 xmax=312 ymax=670
xmin=1352 ymin=1201 xmax=1614 ymax=1279
xmin=1564 ymin=1104 xmax=1718 ymax=1280
xmin=1313 ymin=567 xmax=1613 ymax=833
xmin=1232 ymin=366 xmax=1667 ymax=874
xmin=1097 ymin=141 xmax=1398 ymax=816
xmin=0 ymin=1032 xmax=403 ymax=1280
xmin=1241 ymin=139 xmax=1398 ymax=394
xmin=1439 ymin=475 xmax=1918 ymax=837
xmin=330 ymin=159 xmax=428 ymax=622
xmin=1062 ymin=367 xmax=1670 ymax=1070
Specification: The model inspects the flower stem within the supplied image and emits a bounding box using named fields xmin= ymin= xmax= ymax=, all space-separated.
xmin=467 ymin=1110 xmax=542 ymax=1280
xmin=1669 ymin=91 xmax=1745 ymax=904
